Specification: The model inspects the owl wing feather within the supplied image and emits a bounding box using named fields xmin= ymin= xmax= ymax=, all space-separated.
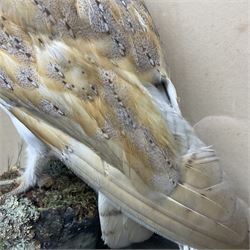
xmin=0 ymin=0 xmax=248 ymax=249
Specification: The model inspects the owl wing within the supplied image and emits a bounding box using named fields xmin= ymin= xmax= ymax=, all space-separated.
xmin=0 ymin=1 xmax=248 ymax=249
xmin=0 ymin=0 xmax=179 ymax=195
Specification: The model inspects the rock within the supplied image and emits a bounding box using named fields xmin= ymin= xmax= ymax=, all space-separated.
xmin=129 ymin=234 xmax=178 ymax=249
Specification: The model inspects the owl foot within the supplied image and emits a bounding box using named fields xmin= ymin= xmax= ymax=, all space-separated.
xmin=0 ymin=146 xmax=50 ymax=201
xmin=0 ymin=174 xmax=35 ymax=202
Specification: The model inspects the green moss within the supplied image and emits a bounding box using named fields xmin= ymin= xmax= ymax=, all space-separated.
xmin=30 ymin=161 xmax=97 ymax=219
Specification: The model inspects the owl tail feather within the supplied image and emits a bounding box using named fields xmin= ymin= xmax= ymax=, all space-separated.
xmin=98 ymin=192 xmax=153 ymax=248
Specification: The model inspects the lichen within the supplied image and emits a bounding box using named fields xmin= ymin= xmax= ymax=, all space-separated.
xmin=0 ymin=196 xmax=39 ymax=250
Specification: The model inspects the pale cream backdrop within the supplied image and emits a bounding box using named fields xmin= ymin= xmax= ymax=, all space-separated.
xmin=0 ymin=1 xmax=249 ymax=207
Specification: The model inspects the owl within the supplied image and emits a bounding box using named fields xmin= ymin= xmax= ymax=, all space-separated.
xmin=0 ymin=0 xmax=248 ymax=249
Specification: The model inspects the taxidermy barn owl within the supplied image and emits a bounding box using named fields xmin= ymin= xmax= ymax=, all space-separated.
xmin=0 ymin=0 xmax=248 ymax=249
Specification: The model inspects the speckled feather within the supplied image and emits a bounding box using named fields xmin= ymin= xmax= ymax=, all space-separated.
xmin=0 ymin=0 xmax=179 ymax=195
